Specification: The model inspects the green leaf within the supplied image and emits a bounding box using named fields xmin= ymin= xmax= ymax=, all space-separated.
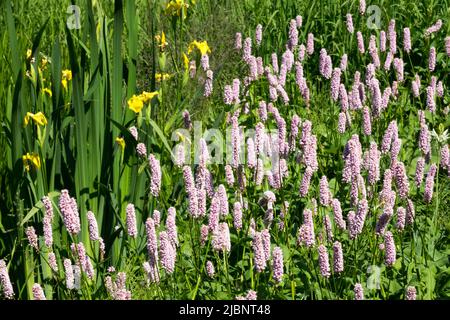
xmin=148 ymin=118 xmax=175 ymax=159
xmin=21 ymin=191 xmax=60 ymax=226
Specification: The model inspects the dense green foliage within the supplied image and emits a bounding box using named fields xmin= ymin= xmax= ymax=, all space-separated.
xmin=0 ymin=0 xmax=449 ymax=300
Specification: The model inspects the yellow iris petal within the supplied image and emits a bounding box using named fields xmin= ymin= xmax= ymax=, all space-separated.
xmin=139 ymin=91 xmax=159 ymax=103
xmin=165 ymin=0 xmax=188 ymax=16
xmin=62 ymin=69 xmax=72 ymax=81
xmin=24 ymin=112 xmax=47 ymax=127
xmin=22 ymin=153 xmax=41 ymax=171
xmin=161 ymin=31 xmax=166 ymax=46
xmin=155 ymin=73 xmax=172 ymax=82
xmin=41 ymin=57 xmax=49 ymax=69
xmin=183 ymin=53 xmax=189 ymax=69
xmin=156 ymin=32 xmax=168 ymax=51
xmin=116 ymin=137 xmax=126 ymax=151
xmin=188 ymin=40 xmax=211 ymax=56
xmin=43 ymin=88 xmax=52 ymax=97
xmin=127 ymin=95 xmax=144 ymax=113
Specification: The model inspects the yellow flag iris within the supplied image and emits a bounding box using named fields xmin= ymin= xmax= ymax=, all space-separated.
xmin=24 ymin=112 xmax=47 ymax=127
xmin=116 ymin=137 xmax=126 ymax=151
xmin=22 ymin=153 xmax=41 ymax=171
xmin=139 ymin=91 xmax=159 ymax=103
xmin=127 ymin=95 xmax=145 ymax=113
xmin=62 ymin=69 xmax=72 ymax=81
xmin=188 ymin=40 xmax=211 ymax=56
xmin=155 ymin=73 xmax=172 ymax=82
xmin=43 ymin=88 xmax=52 ymax=97
xmin=182 ymin=53 xmax=189 ymax=69
xmin=165 ymin=0 xmax=189 ymax=16
xmin=41 ymin=57 xmax=49 ymax=69
xmin=127 ymin=91 xmax=159 ymax=113
xmin=156 ymin=31 xmax=168 ymax=51
xmin=62 ymin=69 xmax=72 ymax=90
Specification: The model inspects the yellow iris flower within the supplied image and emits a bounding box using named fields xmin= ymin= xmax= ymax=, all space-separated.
xmin=188 ymin=40 xmax=211 ymax=56
xmin=127 ymin=90 xmax=159 ymax=113
xmin=62 ymin=70 xmax=72 ymax=81
xmin=41 ymin=57 xmax=49 ymax=69
xmin=127 ymin=95 xmax=145 ymax=113
xmin=182 ymin=53 xmax=189 ymax=69
xmin=116 ymin=137 xmax=126 ymax=151
xmin=43 ymin=88 xmax=52 ymax=97
xmin=24 ymin=112 xmax=48 ymax=127
xmin=156 ymin=31 xmax=168 ymax=51
xmin=61 ymin=69 xmax=72 ymax=90
xmin=26 ymin=49 xmax=32 ymax=59
xmin=165 ymin=0 xmax=189 ymax=17
xmin=139 ymin=91 xmax=159 ymax=103
xmin=22 ymin=153 xmax=41 ymax=171
xmin=155 ymin=73 xmax=172 ymax=82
